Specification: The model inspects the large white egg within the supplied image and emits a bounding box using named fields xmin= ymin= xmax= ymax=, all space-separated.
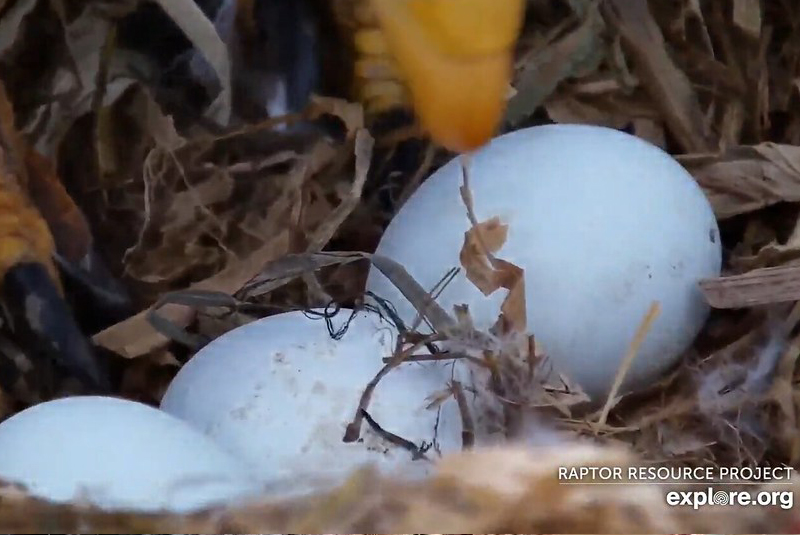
xmin=366 ymin=124 xmax=722 ymax=402
xmin=0 ymin=396 xmax=261 ymax=512
xmin=160 ymin=309 xmax=463 ymax=486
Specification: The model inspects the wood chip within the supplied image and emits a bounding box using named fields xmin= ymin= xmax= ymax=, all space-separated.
xmin=700 ymin=265 xmax=800 ymax=309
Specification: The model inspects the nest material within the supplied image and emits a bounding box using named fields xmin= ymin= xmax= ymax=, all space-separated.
xmin=0 ymin=0 xmax=797 ymax=531
xmin=0 ymin=444 xmax=796 ymax=533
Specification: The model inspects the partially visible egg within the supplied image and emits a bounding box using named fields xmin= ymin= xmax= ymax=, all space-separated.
xmin=0 ymin=396 xmax=261 ymax=512
xmin=160 ymin=309 xmax=463 ymax=486
xmin=366 ymin=124 xmax=722 ymax=402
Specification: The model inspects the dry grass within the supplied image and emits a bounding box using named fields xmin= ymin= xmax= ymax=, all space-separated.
xmin=0 ymin=0 xmax=797 ymax=531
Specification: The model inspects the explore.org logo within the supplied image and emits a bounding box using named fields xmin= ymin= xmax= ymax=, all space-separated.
xmin=666 ymin=487 xmax=793 ymax=510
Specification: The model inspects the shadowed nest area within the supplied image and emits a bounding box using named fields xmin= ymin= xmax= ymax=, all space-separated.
xmin=0 ymin=0 xmax=798 ymax=532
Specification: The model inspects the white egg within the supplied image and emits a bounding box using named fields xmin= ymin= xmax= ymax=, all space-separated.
xmin=366 ymin=124 xmax=722 ymax=402
xmin=160 ymin=309 xmax=463 ymax=486
xmin=0 ymin=396 xmax=261 ymax=512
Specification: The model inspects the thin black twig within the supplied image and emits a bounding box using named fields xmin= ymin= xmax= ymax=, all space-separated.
xmin=359 ymin=409 xmax=431 ymax=461
xmin=343 ymin=335 xmax=432 ymax=442
xmin=381 ymin=351 xmax=488 ymax=368
xmin=366 ymin=291 xmax=441 ymax=354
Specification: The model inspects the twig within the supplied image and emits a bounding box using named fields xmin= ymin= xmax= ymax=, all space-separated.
xmin=381 ymin=351 xmax=477 ymax=364
xmin=343 ymin=334 xmax=432 ymax=442
xmin=451 ymin=380 xmax=475 ymax=450
xmin=359 ymin=409 xmax=430 ymax=461
xmin=595 ymin=301 xmax=661 ymax=427
xmin=458 ymin=153 xmax=500 ymax=267
xmin=597 ymin=301 xmax=661 ymax=426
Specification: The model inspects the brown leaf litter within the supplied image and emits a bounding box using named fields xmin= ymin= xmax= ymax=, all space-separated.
xmin=0 ymin=0 xmax=799 ymax=531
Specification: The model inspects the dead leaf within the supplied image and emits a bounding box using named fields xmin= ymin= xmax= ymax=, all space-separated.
xmin=459 ymin=217 xmax=509 ymax=295
xmin=305 ymin=128 xmax=373 ymax=251
xmin=505 ymin=3 xmax=605 ymax=126
xmin=145 ymin=96 xmax=185 ymax=152
xmin=603 ymin=0 xmax=713 ymax=152
xmin=496 ymin=258 xmax=526 ymax=336
xmin=679 ymin=143 xmax=800 ymax=219
xmin=729 ymin=213 xmax=800 ymax=270
xmin=631 ymin=117 xmax=666 ymax=149
xmin=458 ymin=158 xmax=527 ymax=335
xmin=241 ymin=251 xmax=365 ymax=298
xmin=15 ymin=5 xmax=137 ymax=157
xmin=544 ymin=90 xmax=644 ymax=131
xmin=682 ymin=0 xmax=714 ymax=53
xmin=244 ymin=248 xmax=458 ymax=335
xmin=94 ymin=114 xmax=334 ymax=356
xmin=93 ymin=230 xmax=290 ymax=357
xmin=0 ymin=0 xmax=37 ymax=57
xmin=370 ymin=253 xmax=456 ymax=333
xmin=152 ymin=0 xmax=231 ymax=125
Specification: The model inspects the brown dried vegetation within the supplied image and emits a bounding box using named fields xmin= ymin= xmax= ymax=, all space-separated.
xmin=0 ymin=0 xmax=797 ymax=531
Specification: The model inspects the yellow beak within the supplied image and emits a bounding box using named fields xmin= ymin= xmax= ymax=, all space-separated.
xmin=370 ymin=0 xmax=524 ymax=152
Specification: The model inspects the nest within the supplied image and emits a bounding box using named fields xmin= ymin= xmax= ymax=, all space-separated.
xmin=0 ymin=0 xmax=797 ymax=531
xmin=0 ymin=444 xmax=796 ymax=532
